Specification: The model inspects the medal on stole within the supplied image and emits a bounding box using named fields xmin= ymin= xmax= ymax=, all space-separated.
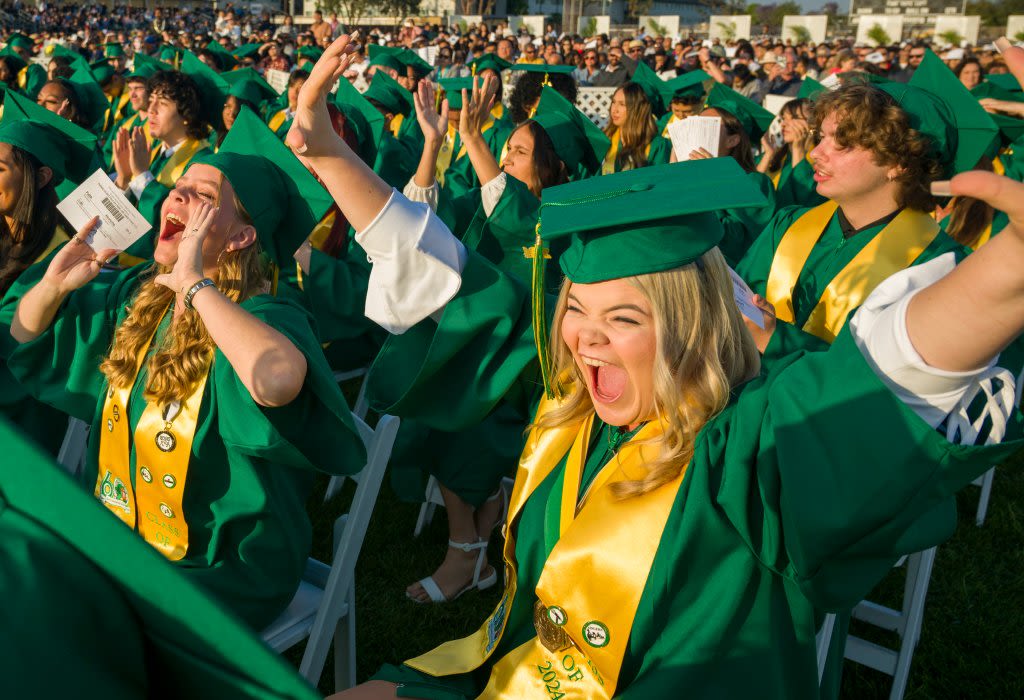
xmin=534 ymin=600 xmax=572 ymax=652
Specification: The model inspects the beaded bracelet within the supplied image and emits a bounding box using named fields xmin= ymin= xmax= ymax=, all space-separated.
xmin=183 ymin=278 xmax=216 ymax=310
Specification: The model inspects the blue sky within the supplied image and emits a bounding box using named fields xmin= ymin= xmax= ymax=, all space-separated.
xmin=794 ymin=0 xmax=851 ymax=12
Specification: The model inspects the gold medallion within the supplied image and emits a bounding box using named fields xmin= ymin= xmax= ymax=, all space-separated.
xmin=155 ymin=430 xmax=176 ymax=452
xmin=533 ymin=600 xmax=572 ymax=652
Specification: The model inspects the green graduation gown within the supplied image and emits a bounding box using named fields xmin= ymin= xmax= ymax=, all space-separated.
xmin=441 ymin=119 xmax=514 ymax=199
xmin=1 ymin=261 xmax=366 ymax=630
xmin=717 ymin=170 xmax=778 ymax=268
xmin=771 ymin=155 xmax=825 ymax=210
xmin=363 ymin=251 xmax=1022 ymax=698
xmin=736 ymin=205 xmax=966 ymax=361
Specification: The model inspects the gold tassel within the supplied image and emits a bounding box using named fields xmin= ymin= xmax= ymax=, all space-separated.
xmin=523 ymin=222 xmax=556 ymax=399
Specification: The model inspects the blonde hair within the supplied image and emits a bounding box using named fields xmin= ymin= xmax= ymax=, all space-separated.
xmin=536 ymin=247 xmax=761 ymax=498
xmin=100 ymin=201 xmax=267 ymax=406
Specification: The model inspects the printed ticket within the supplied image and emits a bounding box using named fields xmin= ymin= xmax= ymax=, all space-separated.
xmin=668 ymin=115 xmax=721 ymax=162
xmin=57 ymin=169 xmax=152 ymax=253
xmin=728 ymin=267 xmax=765 ymax=330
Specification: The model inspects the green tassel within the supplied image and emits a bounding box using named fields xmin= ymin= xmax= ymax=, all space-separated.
xmin=524 ymin=223 xmax=555 ymax=399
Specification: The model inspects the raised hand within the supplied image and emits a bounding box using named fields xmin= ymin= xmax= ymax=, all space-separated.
xmin=42 ymin=217 xmax=118 ymax=295
xmin=112 ymin=128 xmax=132 ymax=189
xmin=414 ymin=79 xmax=449 ymax=146
xmin=285 ymin=33 xmax=359 ymax=159
xmin=458 ymin=74 xmax=496 ymax=143
xmin=154 ymin=201 xmax=219 ymax=299
xmin=128 ymin=126 xmax=150 ymax=178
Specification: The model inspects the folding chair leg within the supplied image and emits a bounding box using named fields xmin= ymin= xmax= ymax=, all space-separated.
xmin=888 ymin=548 xmax=936 ymax=700
xmin=334 ymin=583 xmax=357 ymax=691
xmin=413 ymin=476 xmax=441 ymax=537
xmin=816 ymin=613 xmax=837 ymax=684
xmin=324 ymin=476 xmax=347 ymax=503
xmin=975 ymin=468 xmax=995 ymax=526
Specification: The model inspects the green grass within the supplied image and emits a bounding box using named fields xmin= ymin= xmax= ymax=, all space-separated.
xmin=293 ymin=400 xmax=1024 ymax=697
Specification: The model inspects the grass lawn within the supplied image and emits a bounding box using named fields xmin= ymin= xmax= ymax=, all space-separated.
xmin=295 ymin=406 xmax=1024 ymax=699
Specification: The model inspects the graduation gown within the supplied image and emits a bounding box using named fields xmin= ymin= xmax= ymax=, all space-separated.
xmin=717 ymin=170 xmax=777 ymax=268
xmin=362 ymin=251 xmax=1021 ymax=699
xmin=768 ymin=155 xmax=825 ymax=210
xmin=600 ymin=130 xmax=672 ymax=175
xmin=736 ymin=204 xmax=965 ymax=361
xmin=440 ymin=118 xmax=513 ymax=199
xmin=1 ymin=261 xmax=366 ymax=629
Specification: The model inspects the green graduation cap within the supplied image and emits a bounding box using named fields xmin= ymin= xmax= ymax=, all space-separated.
xmin=990 ymin=113 xmax=1024 ymax=150
xmin=658 ymin=69 xmax=711 ymax=103
xmin=233 ymin=42 xmax=263 ymax=61
xmin=904 ymin=49 xmax=997 ymax=175
xmin=986 ymin=73 xmax=1021 ymax=94
xmin=49 ymin=44 xmax=90 ymax=73
xmin=192 ymin=107 xmax=333 ymax=265
xmin=181 ymin=50 xmax=230 ymax=127
xmin=368 ymin=44 xmax=404 ymax=73
xmin=205 ymin=41 xmax=239 ymax=71
xmin=334 ymin=76 xmax=386 ymax=166
xmin=66 ymin=65 xmax=109 ymax=131
xmin=222 ymin=67 xmax=277 ymax=108
xmin=0 ymin=417 xmax=321 ymax=700
xmin=629 ymin=60 xmax=668 ymax=115
xmin=511 ymin=62 xmax=576 ymax=76
xmin=363 ymin=68 xmax=413 ymax=117
xmin=23 ymin=62 xmax=46 ymax=99
xmin=160 ymin=45 xmax=184 ymax=65
xmin=0 ymin=46 xmax=26 ymax=74
xmin=6 ymin=32 xmax=33 ymax=51
xmin=89 ymin=58 xmax=116 ymax=85
xmin=526 ymin=158 xmax=767 ymax=396
xmin=397 ymin=48 xmax=433 ymax=78
xmin=126 ymin=52 xmax=173 ymax=81
xmin=532 ymin=85 xmax=610 ymax=176
xmin=104 ymin=42 xmax=125 ymax=59
xmin=438 ymin=76 xmax=473 ymax=110
xmin=468 ymin=53 xmax=512 ymax=75
xmin=703 ymin=82 xmax=775 ymax=141
xmin=296 ymin=45 xmax=324 ymax=63
xmin=0 ymin=90 xmax=97 ymax=184
xmin=798 ymin=76 xmax=827 ymax=100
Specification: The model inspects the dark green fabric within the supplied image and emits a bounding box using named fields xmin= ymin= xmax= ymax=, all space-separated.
xmin=717 ymin=170 xmax=778 ymax=268
xmin=440 ymin=119 xmax=513 ymax=198
xmin=2 ymin=261 xmax=365 ymax=629
xmin=0 ymin=418 xmax=322 ymax=699
xmin=368 ymin=250 xmax=1023 ymax=697
xmin=772 ymin=155 xmax=826 ymax=210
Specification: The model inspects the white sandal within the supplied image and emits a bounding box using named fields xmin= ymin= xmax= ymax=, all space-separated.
xmin=481 ymin=482 xmax=511 ymax=538
xmin=407 ymin=539 xmax=498 ymax=604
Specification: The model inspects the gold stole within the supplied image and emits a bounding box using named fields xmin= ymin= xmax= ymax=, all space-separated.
xmin=268 ymin=108 xmax=289 ymax=134
xmin=660 ymin=113 xmax=678 ymax=138
xmin=406 ymin=394 xmax=686 ymax=698
xmin=390 ymin=112 xmax=405 ymax=139
xmin=295 ymin=209 xmax=339 ymax=289
xmin=993 ymin=157 xmax=1006 ymax=177
xmin=766 ymin=202 xmax=940 ymax=343
xmin=39 ymin=226 xmax=70 ymax=261
xmin=96 ymin=314 xmax=210 ymax=561
xmin=769 ymin=168 xmax=782 ymax=188
xmin=492 ymin=103 xmax=505 ymax=122
xmin=602 ymin=130 xmax=620 ymax=175
xmin=435 ymin=124 xmax=458 ymax=185
xmin=150 ymin=138 xmax=209 ymax=188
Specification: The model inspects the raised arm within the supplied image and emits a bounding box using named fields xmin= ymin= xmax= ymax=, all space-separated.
xmin=285 ymin=35 xmax=392 ymax=232
xmin=411 ymin=79 xmax=447 ymax=189
xmin=458 ymin=74 xmax=502 ymax=186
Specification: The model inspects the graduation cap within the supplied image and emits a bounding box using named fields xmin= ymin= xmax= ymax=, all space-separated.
xmin=468 ymin=53 xmax=512 ymax=75
xmin=48 ymin=44 xmax=90 ymax=73
xmin=368 ymin=44 xmax=404 ymax=73
xmin=159 ymin=45 xmax=184 ymax=65
xmin=628 ymin=60 xmax=668 ymax=115
xmin=397 ymin=48 xmax=432 ymax=77
xmin=89 ymin=58 xmax=116 ymax=85
xmin=0 ymin=417 xmax=322 ymax=700
xmin=797 ymin=76 xmax=827 ymax=100
xmin=903 ymin=49 xmax=998 ymax=175
xmin=334 ymin=76 xmax=386 ymax=166
xmin=703 ymin=82 xmax=774 ymax=141
xmin=658 ymin=69 xmax=711 ymax=103
xmin=66 ymin=65 xmax=109 ymax=131
xmin=104 ymin=42 xmax=125 ymax=59
xmin=222 ymin=67 xmax=277 ymax=109
xmin=511 ymin=62 xmax=576 ymax=78
xmin=527 ymin=159 xmax=767 ymax=396
xmin=438 ymin=76 xmax=473 ymax=110
xmin=0 ymin=46 xmax=26 ymax=74
xmin=126 ymin=52 xmax=173 ymax=82
xmin=296 ymin=45 xmax=324 ymax=64
xmin=363 ymin=68 xmax=413 ymax=117
xmin=181 ymin=50 xmax=230 ymax=127
xmin=6 ymin=32 xmax=33 ymax=52
xmin=205 ymin=41 xmax=239 ymax=71
xmin=0 ymin=90 xmax=98 ymax=184
xmin=232 ymin=43 xmax=263 ymax=61
xmin=23 ymin=62 xmax=46 ymax=100
xmin=191 ymin=107 xmax=333 ymax=265
xmin=986 ymin=73 xmax=1021 ymax=94
xmin=532 ymin=85 xmax=610 ymax=176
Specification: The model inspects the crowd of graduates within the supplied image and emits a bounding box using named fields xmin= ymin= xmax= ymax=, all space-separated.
xmin=2 ymin=7 xmax=1024 ymax=699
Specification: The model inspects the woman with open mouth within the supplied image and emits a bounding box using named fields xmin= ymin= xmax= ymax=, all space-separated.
xmin=3 ymin=108 xmax=365 ymax=631
xmin=294 ymin=36 xmax=1024 ymax=699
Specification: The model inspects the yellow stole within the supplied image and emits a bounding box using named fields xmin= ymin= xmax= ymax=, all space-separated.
xmin=267 ymin=108 xmax=289 ymax=134
xmin=435 ymin=124 xmax=457 ymax=185
xmin=390 ymin=112 xmax=405 ymax=139
xmin=39 ymin=226 xmax=70 ymax=261
xmin=769 ymin=168 xmax=782 ymax=188
xmin=993 ymin=157 xmax=1006 ymax=177
xmin=766 ymin=202 xmax=940 ymax=343
xmin=406 ymin=393 xmax=686 ymax=698
xmin=150 ymin=138 xmax=209 ymax=188
xmin=660 ymin=113 xmax=679 ymax=138
xmin=96 ymin=313 xmax=210 ymax=561
xmin=601 ymin=131 xmax=620 ymax=175
xmin=295 ymin=209 xmax=339 ymax=289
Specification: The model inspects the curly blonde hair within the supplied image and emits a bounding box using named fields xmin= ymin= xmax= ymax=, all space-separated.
xmin=536 ymin=247 xmax=761 ymax=499
xmin=100 ymin=202 xmax=267 ymax=406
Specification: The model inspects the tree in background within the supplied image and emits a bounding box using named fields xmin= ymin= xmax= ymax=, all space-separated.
xmin=966 ymin=0 xmax=1024 ymax=27
xmin=788 ymin=24 xmax=812 ymax=43
xmin=867 ymin=22 xmax=892 ymax=46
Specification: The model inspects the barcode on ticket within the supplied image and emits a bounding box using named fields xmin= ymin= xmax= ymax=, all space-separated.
xmin=101 ymin=196 xmax=126 ymax=223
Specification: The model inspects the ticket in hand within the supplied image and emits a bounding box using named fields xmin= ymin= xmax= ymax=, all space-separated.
xmin=57 ymin=169 xmax=152 ymax=253
xmin=728 ymin=266 xmax=765 ymax=330
xmin=667 ymin=115 xmax=721 ymax=162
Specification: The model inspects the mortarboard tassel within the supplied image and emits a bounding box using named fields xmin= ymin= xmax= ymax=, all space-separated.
xmin=523 ymin=220 xmax=556 ymax=399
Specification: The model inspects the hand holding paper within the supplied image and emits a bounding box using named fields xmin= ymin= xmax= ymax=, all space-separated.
xmin=668 ymin=115 xmax=721 ymax=162
xmin=57 ymin=169 xmax=152 ymax=255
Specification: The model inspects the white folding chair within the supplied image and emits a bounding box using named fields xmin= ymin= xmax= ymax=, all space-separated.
xmin=413 ymin=475 xmax=515 ymax=537
xmin=57 ymin=417 xmax=90 ymax=477
xmin=262 ymin=413 xmax=400 ymax=692
xmin=815 ymin=613 xmax=837 ymax=685
xmin=323 ymin=368 xmax=371 ymax=503
xmin=971 ymin=467 xmax=996 ymax=526
xmin=842 ymin=547 xmax=938 ymax=700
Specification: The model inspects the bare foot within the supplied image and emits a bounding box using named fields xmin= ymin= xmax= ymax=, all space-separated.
xmin=406 ymin=541 xmax=495 ymax=603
